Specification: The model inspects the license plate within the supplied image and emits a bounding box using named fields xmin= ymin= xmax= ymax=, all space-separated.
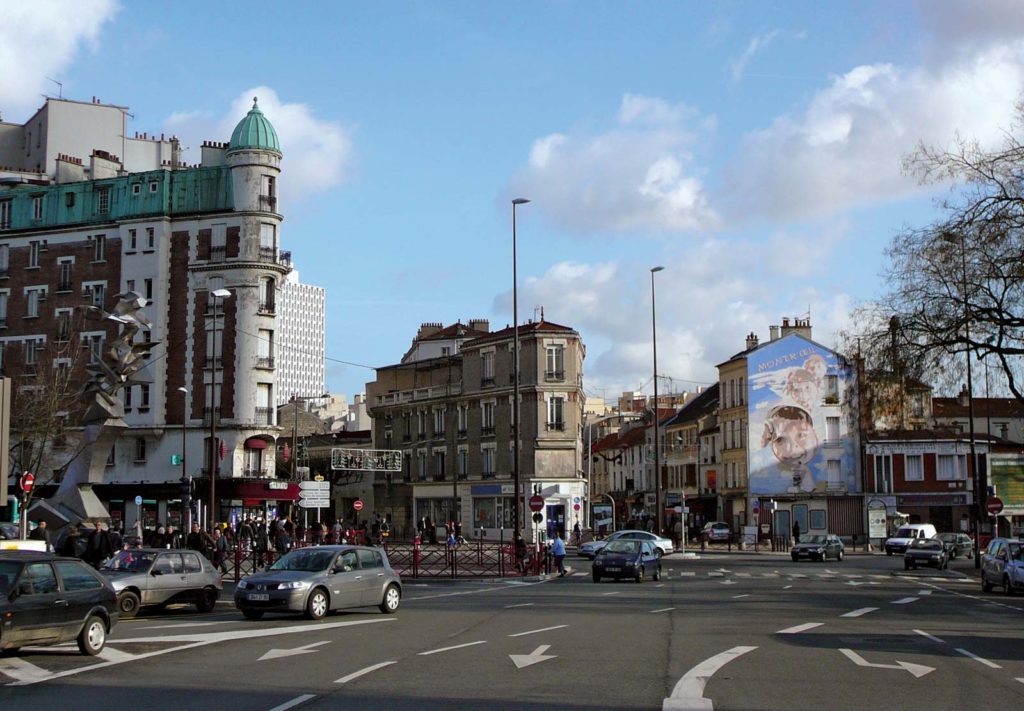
xmin=247 ymin=593 xmax=269 ymax=601
xmin=605 ymin=567 xmax=621 ymax=572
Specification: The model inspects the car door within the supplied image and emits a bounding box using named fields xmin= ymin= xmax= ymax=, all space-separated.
xmin=326 ymin=549 xmax=363 ymax=609
xmin=147 ymin=552 xmax=186 ymax=604
xmin=53 ymin=560 xmax=107 ymax=642
xmin=8 ymin=561 xmax=64 ymax=645
xmin=181 ymin=551 xmax=209 ymax=596
xmin=356 ymin=549 xmax=386 ymax=605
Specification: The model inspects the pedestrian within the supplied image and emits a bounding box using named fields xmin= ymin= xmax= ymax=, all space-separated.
xmin=254 ymin=519 xmax=270 ymax=568
xmin=186 ymin=523 xmax=213 ymax=560
xmin=212 ymin=528 xmax=229 ymax=575
xmin=331 ymin=519 xmax=343 ymax=545
xmin=109 ymin=526 xmax=123 ymax=552
xmin=551 ymin=530 xmax=567 ymax=577
xmin=572 ymin=519 xmax=582 ymax=549
xmin=85 ymin=521 xmax=114 ymax=568
xmin=29 ymin=520 xmax=53 ymax=552
xmin=148 ymin=523 xmax=167 ymax=549
xmin=792 ymin=521 xmax=801 ymax=547
xmin=59 ymin=525 xmax=83 ymax=558
xmin=514 ymin=534 xmax=527 ymax=574
xmin=165 ymin=525 xmax=181 ymax=549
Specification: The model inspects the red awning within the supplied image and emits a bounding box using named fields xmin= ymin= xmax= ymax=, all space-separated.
xmin=227 ymin=480 xmax=301 ymax=502
xmin=244 ymin=437 xmax=271 ymax=450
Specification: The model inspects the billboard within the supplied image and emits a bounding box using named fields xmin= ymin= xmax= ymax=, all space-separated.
xmin=989 ymin=455 xmax=1024 ymax=515
xmin=747 ymin=336 xmax=857 ymax=495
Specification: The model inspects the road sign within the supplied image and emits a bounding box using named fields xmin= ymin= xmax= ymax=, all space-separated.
xmin=987 ymin=496 xmax=1004 ymax=515
xmin=752 ymin=500 xmax=760 ymax=513
xmin=19 ymin=473 xmax=34 ymax=492
xmin=532 ymin=512 xmax=543 ymax=524
xmin=353 ymin=500 xmax=364 ymax=512
xmin=573 ymin=503 xmax=581 ymax=511
xmin=134 ymin=495 xmax=143 ymax=506
xmin=529 ymin=495 xmax=544 ymax=512
xmin=299 ymin=480 xmax=331 ymax=491
xmin=332 ymin=448 xmax=402 ymax=472
xmin=297 ymin=499 xmax=329 ymax=509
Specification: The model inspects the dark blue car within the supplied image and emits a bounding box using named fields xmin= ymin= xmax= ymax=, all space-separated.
xmin=592 ymin=539 xmax=662 ymax=583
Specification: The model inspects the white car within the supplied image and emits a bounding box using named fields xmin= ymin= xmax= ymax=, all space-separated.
xmin=579 ymin=530 xmax=674 ymax=559
xmin=885 ymin=523 xmax=938 ymax=556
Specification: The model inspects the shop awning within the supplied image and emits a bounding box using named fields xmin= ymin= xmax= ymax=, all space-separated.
xmin=226 ymin=480 xmax=301 ymax=502
xmin=244 ymin=436 xmax=271 ymax=450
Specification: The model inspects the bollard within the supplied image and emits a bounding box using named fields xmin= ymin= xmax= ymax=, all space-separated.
xmin=413 ymin=537 xmax=421 ymax=578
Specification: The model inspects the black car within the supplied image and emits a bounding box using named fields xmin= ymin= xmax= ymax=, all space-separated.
xmin=791 ymin=534 xmax=845 ymax=562
xmin=592 ymin=540 xmax=662 ymax=583
xmin=937 ymin=532 xmax=973 ymax=560
xmin=904 ymin=538 xmax=949 ymax=570
xmin=0 ymin=551 xmax=118 ymax=655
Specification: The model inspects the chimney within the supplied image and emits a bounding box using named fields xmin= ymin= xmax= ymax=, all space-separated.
xmin=745 ymin=332 xmax=759 ymax=351
xmin=416 ymin=322 xmax=443 ymax=339
xmin=769 ymin=325 xmax=780 ymax=341
xmin=779 ymin=316 xmax=812 ymax=340
xmin=467 ymin=319 xmax=490 ymax=333
xmin=958 ymin=384 xmax=969 ymax=407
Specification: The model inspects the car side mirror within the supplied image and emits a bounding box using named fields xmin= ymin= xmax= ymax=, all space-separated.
xmin=151 ymin=569 xmax=163 ymax=576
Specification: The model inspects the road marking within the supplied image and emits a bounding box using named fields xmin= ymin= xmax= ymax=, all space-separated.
xmin=1017 ymin=677 xmax=1024 ymax=685
xmin=917 ymin=590 xmax=933 ymax=596
xmin=816 ymin=574 xmax=836 ymax=579
xmin=892 ymin=597 xmax=919 ymax=605
xmin=708 ymin=572 xmax=724 ymax=577
xmin=720 ymin=580 xmax=736 ymax=586
xmin=914 ymin=630 xmax=946 ymax=644
xmin=508 ymin=625 xmax=568 ymax=637
xmin=717 ymin=567 xmax=731 ymax=573
xmin=504 ymin=603 xmax=534 ymax=609
xmin=783 ymin=585 xmax=793 ymax=590
xmin=839 ymin=649 xmax=934 ymax=678
xmin=572 ymin=572 xmax=587 ymax=577
xmin=732 ymin=594 xmax=749 ymax=599
xmin=602 ymin=591 xmax=622 ymax=596
xmin=510 ymin=644 xmax=556 ymax=669
xmin=776 ymin=623 xmax=823 ymax=634
xmin=335 ymin=661 xmax=396 ymax=684
xmin=655 ymin=584 xmax=666 ymax=588
xmin=418 ymin=641 xmax=487 ymax=656
xmin=0 ymin=657 xmax=52 ymax=684
xmin=651 ymin=607 xmax=676 ymax=613
xmin=840 ymin=608 xmax=878 ymax=618
xmin=826 ymin=569 xmax=839 ymax=574
xmin=788 ymin=573 xmax=807 ymax=578
xmin=735 ymin=573 xmax=751 ymax=578
xmin=96 ymin=646 xmax=136 ymax=663
xmin=955 ymin=648 xmax=1002 ymax=669
xmin=122 ymin=617 xmax=395 ymax=644
xmin=259 ymin=640 xmax=331 ymax=661
xmin=678 ymin=572 xmax=696 ymax=577
xmin=663 ymin=645 xmax=757 ymax=710
xmin=268 ymin=693 xmax=317 ymax=711
xmin=136 ymin=620 xmax=237 ymax=630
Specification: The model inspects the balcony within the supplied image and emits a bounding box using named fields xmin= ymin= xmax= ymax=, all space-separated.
xmin=481 ymin=377 xmax=495 ymax=388
xmin=258 ymin=246 xmax=277 ymax=263
xmin=210 ymin=245 xmax=227 ymax=262
xmin=457 ymin=428 xmax=467 ymax=438
xmin=432 ymin=473 xmax=447 ymax=482
xmin=259 ymin=195 xmax=278 ymax=212
xmin=545 ymin=370 xmax=565 ymax=381
xmin=255 ymin=356 xmax=275 ymax=370
xmin=255 ymin=407 xmax=274 ymax=426
xmin=56 ymin=280 xmax=73 ymax=292
xmin=258 ymin=300 xmax=276 ymax=315
xmin=546 ymin=422 xmax=565 ymax=432
xmin=482 ymin=471 xmax=496 ymax=480
xmin=374 ymin=383 xmax=462 ymax=406
xmin=481 ymin=426 xmax=495 ymax=436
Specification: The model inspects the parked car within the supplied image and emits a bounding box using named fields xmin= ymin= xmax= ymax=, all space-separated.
xmin=980 ymin=538 xmax=1024 ymax=595
xmin=578 ymin=530 xmax=674 ymax=559
xmin=592 ymin=540 xmax=662 ymax=583
xmin=0 ymin=523 xmax=47 ymax=552
xmin=702 ymin=522 xmax=732 ymax=543
xmin=235 ymin=545 xmax=401 ymax=620
xmin=885 ymin=523 xmax=938 ymax=555
xmin=100 ymin=548 xmax=223 ymax=618
xmin=904 ymin=538 xmax=949 ymax=570
xmin=0 ymin=551 xmax=118 ymax=655
xmin=936 ymin=532 xmax=974 ymax=560
xmin=791 ymin=534 xmax=845 ymax=562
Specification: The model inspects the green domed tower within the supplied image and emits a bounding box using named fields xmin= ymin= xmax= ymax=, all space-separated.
xmin=228 ymin=97 xmax=281 ymax=155
xmin=226 ymin=96 xmax=282 ymax=214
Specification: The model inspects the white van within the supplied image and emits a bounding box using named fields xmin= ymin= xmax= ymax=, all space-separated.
xmin=885 ymin=523 xmax=938 ymax=555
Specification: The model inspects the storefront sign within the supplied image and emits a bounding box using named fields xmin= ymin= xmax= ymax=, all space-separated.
xmin=267 ymin=481 xmax=289 ymax=490
xmin=897 ymin=493 xmax=968 ymax=507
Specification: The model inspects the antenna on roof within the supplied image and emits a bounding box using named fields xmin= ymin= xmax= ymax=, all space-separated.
xmin=45 ymin=76 xmax=63 ymax=99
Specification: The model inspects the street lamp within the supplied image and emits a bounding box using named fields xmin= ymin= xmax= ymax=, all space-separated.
xmin=651 ymin=266 xmax=665 ymax=536
xmin=178 ymin=386 xmax=191 ymax=531
xmin=943 ymin=233 xmax=981 ymax=568
xmin=209 ymin=287 xmax=231 ymax=531
xmin=512 ymin=197 xmax=530 ymax=543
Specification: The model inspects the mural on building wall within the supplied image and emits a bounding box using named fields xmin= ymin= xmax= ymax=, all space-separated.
xmin=747 ymin=336 xmax=857 ymax=495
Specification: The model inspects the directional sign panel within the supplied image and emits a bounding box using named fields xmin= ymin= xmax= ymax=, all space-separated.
xmin=298 ymin=499 xmax=330 ymax=509
xmin=299 ymin=480 xmax=331 ymax=491
xmin=332 ymin=448 xmax=402 ymax=472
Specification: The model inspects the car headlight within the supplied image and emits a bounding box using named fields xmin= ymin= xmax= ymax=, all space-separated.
xmin=278 ymin=581 xmax=311 ymax=591
xmin=236 ymin=580 xmax=249 ymax=590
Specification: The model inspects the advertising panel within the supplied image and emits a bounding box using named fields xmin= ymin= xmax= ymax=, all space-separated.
xmin=748 ymin=336 xmax=857 ymax=495
xmin=989 ymin=455 xmax=1024 ymax=515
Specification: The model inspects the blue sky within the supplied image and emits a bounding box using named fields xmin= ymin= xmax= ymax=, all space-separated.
xmin=3 ymin=1 xmax=1024 ymax=404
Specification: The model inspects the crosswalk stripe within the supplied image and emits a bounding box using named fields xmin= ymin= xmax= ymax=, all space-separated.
xmin=776 ymin=622 xmax=823 ymax=634
xmin=97 ymin=647 xmax=136 ymax=664
xmin=0 ymin=657 xmax=51 ymax=684
xmin=892 ymin=597 xmax=919 ymax=604
xmin=840 ymin=607 xmax=878 ymax=618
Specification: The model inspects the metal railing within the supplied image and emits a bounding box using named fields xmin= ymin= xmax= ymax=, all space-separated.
xmin=255 ymin=356 xmax=275 ymax=369
xmin=254 ymin=406 xmax=274 ymax=425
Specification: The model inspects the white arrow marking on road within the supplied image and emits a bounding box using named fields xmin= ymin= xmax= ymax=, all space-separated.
xmin=335 ymin=661 xmax=396 ymax=684
xmin=840 ymin=607 xmax=878 ymax=618
xmin=839 ymin=648 xmax=934 ymax=678
xmin=663 ymin=645 xmax=757 ymax=710
xmin=509 ymin=644 xmax=556 ymax=669
xmin=892 ymin=597 xmax=919 ymax=605
xmin=776 ymin=622 xmax=823 ymax=634
xmin=259 ymin=640 xmax=331 ymax=661
xmin=508 ymin=624 xmax=568 ymax=637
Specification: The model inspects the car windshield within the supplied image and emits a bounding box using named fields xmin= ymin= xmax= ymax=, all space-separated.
xmin=1010 ymin=543 xmax=1023 ymax=560
xmin=910 ymin=539 xmax=941 ymax=549
xmin=893 ymin=527 xmax=917 ymax=538
xmin=799 ymin=535 xmax=827 ymax=544
xmin=601 ymin=541 xmax=640 ymax=555
xmin=0 ymin=561 xmax=22 ymax=595
xmin=937 ymin=533 xmax=954 ymax=542
xmin=269 ymin=549 xmax=336 ymax=572
xmin=103 ymin=550 xmax=156 ymax=572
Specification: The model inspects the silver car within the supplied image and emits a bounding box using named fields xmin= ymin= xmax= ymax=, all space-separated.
xmin=579 ymin=530 xmax=675 ymax=559
xmin=981 ymin=538 xmax=1024 ymax=594
xmin=234 ymin=545 xmax=402 ymax=620
xmin=101 ymin=548 xmax=223 ymax=617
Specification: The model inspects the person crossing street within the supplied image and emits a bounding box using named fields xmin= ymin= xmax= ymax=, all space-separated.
xmin=552 ymin=530 xmax=567 ymax=577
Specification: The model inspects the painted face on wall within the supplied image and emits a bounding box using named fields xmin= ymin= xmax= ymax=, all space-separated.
xmin=761 ymin=405 xmax=819 ymax=493
xmin=783 ymin=369 xmax=818 ymax=410
xmin=804 ymin=354 xmax=827 ymax=384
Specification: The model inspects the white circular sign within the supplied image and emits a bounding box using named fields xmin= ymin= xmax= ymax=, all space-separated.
xmin=134 ymin=495 xmax=143 ymax=506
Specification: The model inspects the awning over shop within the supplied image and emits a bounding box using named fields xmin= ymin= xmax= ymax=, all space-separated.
xmin=226 ymin=480 xmax=300 ymax=502
xmin=244 ymin=436 xmax=272 ymax=450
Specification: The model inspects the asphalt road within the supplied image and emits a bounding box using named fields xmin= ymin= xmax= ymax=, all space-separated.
xmin=1 ymin=551 xmax=1022 ymax=710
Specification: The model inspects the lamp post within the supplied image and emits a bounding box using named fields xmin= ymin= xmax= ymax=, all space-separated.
xmin=943 ymin=233 xmax=981 ymax=568
xmin=208 ymin=287 xmax=231 ymax=531
xmin=512 ymin=197 xmax=530 ymax=542
xmin=178 ymin=386 xmax=191 ymax=532
xmin=651 ymin=266 xmax=665 ymax=536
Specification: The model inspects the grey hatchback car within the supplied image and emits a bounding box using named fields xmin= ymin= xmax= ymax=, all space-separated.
xmin=235 ymin=545 xmax=402 ymax=620
xmin=101 ymin=548 xmax=223 ymax=617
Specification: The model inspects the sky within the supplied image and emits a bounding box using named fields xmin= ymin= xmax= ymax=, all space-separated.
xmin=3 ymin=0 xmax=1024 ymax=405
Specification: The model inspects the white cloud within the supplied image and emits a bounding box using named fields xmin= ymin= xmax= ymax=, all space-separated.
xmin=915 ymin=0 xmax=1024 ymax=53
xmin=510 ymin=94 xmax=718 ymax=235
xmin=164 ymin=86 xmax=354 ymax=200
xmin=729 ymin=30 xmax=781 ymax=81
xmin=0 ymin=0 xmax=119 ymax=117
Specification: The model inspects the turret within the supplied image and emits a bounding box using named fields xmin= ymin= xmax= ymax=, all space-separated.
xmin=226 ymin=97 xmax=282 ymax=213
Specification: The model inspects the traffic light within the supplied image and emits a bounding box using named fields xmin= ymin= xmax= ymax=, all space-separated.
xmin=180 ymin=477 xmax=192 ymax=507
xmin=171 ymin=454 xmax=182 ymax=466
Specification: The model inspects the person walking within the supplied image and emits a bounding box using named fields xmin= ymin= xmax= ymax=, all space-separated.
xmin=551 ymin=530 xmax=567 ymax=577
xmin=514 ymin=533 xmax=527 ymax=574
xmin=211 ymin=528 xmax=230 ymax=575
xmin=572 ymin=519 xmax=583 ymax=549
xmin=85 ymin=522 xmax=114 ymax=568
xmin=186 ymin=523 xmax=214 ymax=560
xmin=29 ymin=520 xmax=53 ymax=552
xmin=792 ymin=521 xmax=801 ymax=548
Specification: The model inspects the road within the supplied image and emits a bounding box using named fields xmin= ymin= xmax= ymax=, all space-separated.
xmin=1 ymin=551 xmax=1022 ymax=710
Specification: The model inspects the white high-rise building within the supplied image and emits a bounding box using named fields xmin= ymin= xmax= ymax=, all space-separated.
xmin=277 ymin=269 xmax=326 ymax=404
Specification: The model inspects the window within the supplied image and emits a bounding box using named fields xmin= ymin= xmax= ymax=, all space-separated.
xmin=128 ymin=229 xmax=137 ymax=250
xmin=54 ymin=561 xmax=102 ymax=591
xmin=126 ymin=279 xmax=135 ymax=293
xmin=58 ymin=260 xmax=72 ymax=291
xmin=0 ymin=292 xmax=7 ymax=327
xmin=260 ymin=223 xmax=277 ymax=254
xmin=92 ymin=234 xmax=106 ymax=261
xmin=547 ymin=396 xmax=565 ymax=430
xmin=546 ymin=345 xmax=564 ymax=380
xmin=182 ymin=553 xmax=203 ymax=573
xmin=482 ymin=351 xmax=495 ymax=384
xmin=357 ymin=549 xmax=383 ymax=569
xmin=457 ymin=448 xmax=467 ymax=479
xmin=124 ymin=385 xmax=133 ymax=410
xmin=32 ymin=195 xmax=43 ymax=220
xmin=23 ymin=339 xmax=38 ymax=367
xmin=824 ymin=375 xmax=839 ymax=403
xmin=146 ymin=227 xmax=155 ymax=249
xmin=0 ymin=200 xmax=11 ymax=229
xmin=97 ymin=188 xmax=110 ymax=214
xmin=433 ymin=408 xmax=445 ymax=435
xmin=482 ymin=402 xmax=495 ymax=433
xmin=89 ymin=283 xmax=105 ymax=307
xmin=996 ymin=422 xmax=1009 ymax=440
xmin=144 ymin=278 xmax=153 ymax=300
xmin=825 ymin=416 xmax=840 ymax=442
xmin=26 ymin=287 xmax=45 ymax=318
xmin=23 ymin=562 xmax=58 ymax=595
xmin=257 ymin=383 xmax=273 ymax=425
xmin=86 ymin=334 xmax=104 ymax=365
xmin=139 ymin=383 xmax=150 ymax=411
xmin=417 ymin=410 xmax=426 ymax=437
xmin=874 ymin=454 xmax=893 ymax=493
xmin=827 ymin=459 xmax=841 ymax=487
xmin=149 ymin=181 xmax=159 ymax=194
xmin=135 ymin=437 xmax=147 ymax=462
xmin=29 ymin=240 xmax=41 ymax=268
xmin=482 ymin=447 xmax=495 ymax=477
xmin=937 ymin=454 xmax=966 ymax=481
xmin=55 ymin=310 xmax=71 ymax=341
xmin=457 ymin=404 xmax=468 ymax=434
xmin=132 ymin=183 xmax=141 ymax=196
xmin=211 ymin=223 xmax=227 ymax=261
xmin=257 ymin=329 xmax=274 ymax=368
xmin=65 ymin=192 xmax=75 ymax=208
xmin=905 ymin=454 xmax=924 ymax=481
xmin=0 ymin=244 xmax=8 ymax=273
xmin=433 ymin=450 xmax=446 ymax=479
xmin=417 ymin=451 xmax=426 ymax=481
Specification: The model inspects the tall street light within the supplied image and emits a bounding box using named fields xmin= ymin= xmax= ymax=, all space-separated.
xmin=209 ymin=287 xmax=231 ymax=531
xmin=512 ymin=197 xmax=530 ymax=543
xmin=178 ymin=386 xmax=191 ymax=532
xmin=943 ymin=232 xmax=981 ymax=568
xmin=651 ymin=266 xmax=665 ymax=536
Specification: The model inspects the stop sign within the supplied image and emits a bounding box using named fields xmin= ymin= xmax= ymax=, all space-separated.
xmin=19 ymin=472 xmax=35 ymax=492
xmin=529 ymin=494 xmax=544 ymax=512
xmin=987 ymin=496 xmax=1004 ymax=515
xmin=353 ymin=500 xmax=364 ymax=512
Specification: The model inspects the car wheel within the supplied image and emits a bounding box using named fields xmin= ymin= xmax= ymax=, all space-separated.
xmin=904 ymin=561 xmax=911 ymax=570
xmin=820 ymin=553 xmax=828 ymax=563
xmin=242 ymin=608 xmax=264 ymax=620
xmin=592 ymin=572 xmax=601 ymax=583
xmin=305 ymin=587 xmax=329 ymax=620
xmin=791 ymin=554 xmax=799 ymax=562
xmin=635 ymin=566 xmax=644 ymax=584
xmin=118 ymin=590 xmax=141 ymax=618
xmin=379 ymin=584 xmax=401 ymax=614
xmin=886 ymin=550 xmax=892 ymax=556
xmin=837 ymin=550 xmax=844 ymax=562
xmin=1004 ymin=576 xmax=1015 ymax=596
xmin=0 ymin=647 xmax=20 ymax=656
xmin=982 ymin=577 xmax=993 ymax=593
xmin=77 ymin=615 xmax=106 ymax=656
xmin=195 ymin=587 xmax=217 ymax=613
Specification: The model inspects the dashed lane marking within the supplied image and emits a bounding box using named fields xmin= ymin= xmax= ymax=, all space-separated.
xmin=732 ymin=594 xmax=750 ymax=599
xmin=783 ymin=585 xmax=793 ymax=590
xmin=914 ymin=629 xmax=945 ymax=644
xmin=136 ymin=620 xmax=237 ymax=631
xmin=776 ymin=622 xmax=823 ymax=634
xmin=917 ymin=590 xmax=933 ymax=595
xmin=892 ymin=597 xmax=919 ymax=605
xmin=602 ymin=591 xmax=622 ymax=596
xmin=651 ymin=607 xmax=675 ymax=613
xmin=508 ymin=625 xmax=568 ymax=637
xmin=504 ymin=603 xmax=534 ymax=609
xmin=335 ymin=661 xmax=396 ymax=684
xmin=572 ymin=572 xmax=587 ymax=577
xmin=418 ymin=641 xmax=487 ymax=656
xmin=955 ymin=648 xmax=1002 ymax=669
xmin=840 ymin=607 xmax=878 ymax=618
xmin=268 ymin=694 xmax=316 ymax=711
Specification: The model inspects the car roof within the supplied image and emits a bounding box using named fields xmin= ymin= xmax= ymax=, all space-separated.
xmin=0 ymin=551 xmax=79 ymax=562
